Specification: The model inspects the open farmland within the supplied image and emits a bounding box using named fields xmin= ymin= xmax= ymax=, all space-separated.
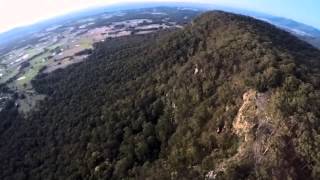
xmin=0 ymin=7 xmax=202 ymax=113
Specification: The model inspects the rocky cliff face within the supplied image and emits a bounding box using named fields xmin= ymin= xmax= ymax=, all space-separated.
xmin=207 ymin=90 xmax=273 ymax=178
xmin=207 ymin=88 xmax=314 ymax=179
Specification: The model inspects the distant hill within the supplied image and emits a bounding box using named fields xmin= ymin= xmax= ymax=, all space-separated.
xmin=1 ymin=3 xmax=320 ymax=50
xmin=198 ymin=4 xmax=320 ymax=48
xmin=259 ymin=16 xmax=320 ymax=37
xmin=241 ymin=11 xmax=320 ymax=48
xmin=1 ymin=11 xmax=320 ymax=180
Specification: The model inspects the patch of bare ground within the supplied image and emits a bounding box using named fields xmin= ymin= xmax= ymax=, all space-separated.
xmin=43 ymin=55 xmax=88 ymax=73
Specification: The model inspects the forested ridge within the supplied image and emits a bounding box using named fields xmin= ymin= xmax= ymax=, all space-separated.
xmin=1 ymin=11 xmax=320 ymax=180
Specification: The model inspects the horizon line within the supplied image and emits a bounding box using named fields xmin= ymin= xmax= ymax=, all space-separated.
xmin=0 ymin=1 xmax=319 ymax=35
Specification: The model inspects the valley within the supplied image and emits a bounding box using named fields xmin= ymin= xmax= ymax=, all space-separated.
xmin=0 ymin=7 xmax=200 ymax=113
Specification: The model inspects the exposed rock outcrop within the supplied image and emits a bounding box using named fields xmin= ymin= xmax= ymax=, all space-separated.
xmin=207 ymin=89 xmax=276 ymax=179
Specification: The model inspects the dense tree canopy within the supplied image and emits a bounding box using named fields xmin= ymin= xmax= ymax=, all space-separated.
xmin=0 ymin=11 xmax=320 ymax=180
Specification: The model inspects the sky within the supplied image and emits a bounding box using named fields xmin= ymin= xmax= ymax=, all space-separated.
xmin=0 ymin=0 xmax=319 ymax=33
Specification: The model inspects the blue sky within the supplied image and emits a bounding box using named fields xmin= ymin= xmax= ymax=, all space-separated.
xmin=0 ymin=0 xmax=319 ymax=33
xmin=225 ymin=0 xmax=320 ymax=28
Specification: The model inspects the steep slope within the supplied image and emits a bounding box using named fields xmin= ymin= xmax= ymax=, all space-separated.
xmin=0 ymin=11 xmax=320 ymax=180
